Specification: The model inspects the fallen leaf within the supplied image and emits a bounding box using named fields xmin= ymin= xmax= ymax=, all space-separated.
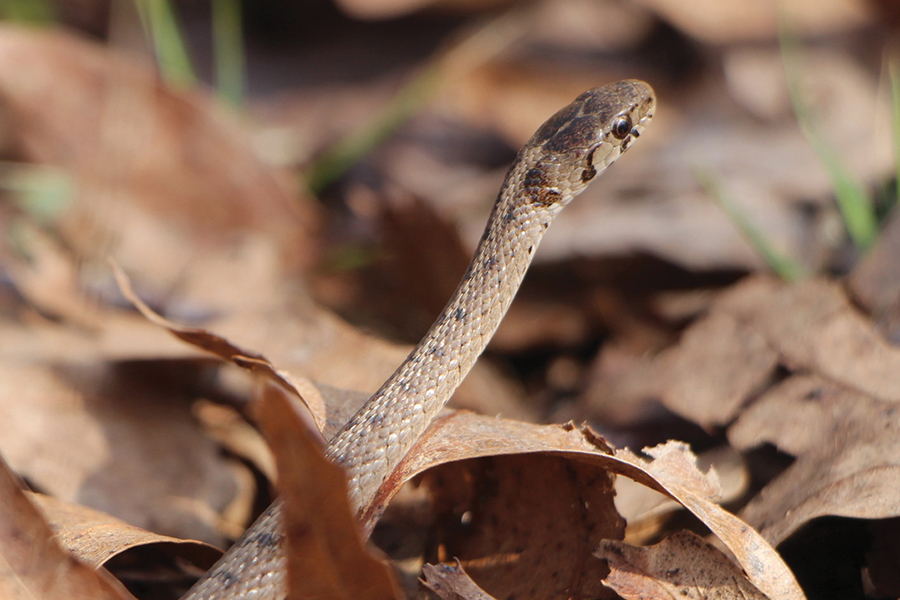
xmin=256 ymin=383 xmax=401 ymax=600
xmin=112 ymin=261 xmax=330 ymax=436
xmin=0 ymin=25 xmax=319 ymax=280
xmin=193 ymin=399 xmax=277 ymax=484
xmin=617 ymin=445 xmax=749 ymax=544
xmin=587 ymin=310 xmax=778 ymax=428
xmin=0 ymin=451 xmax=135 ymax=600
xmin=848 ymin=208 xmax=900 ymax=342
xmin=380 ymin=414 xmax=803 ymax=600
xmin=718 ymin=277 xmax=900 ymax=403
xmin=589 ymin=275 xmax=900 ymax=430
xmin=597 ymin=531 xmax=769 ymax=599
xmin=0 ymin=361 xmax=240 ymax=546
xmin=729 ymin=375 xmax=900 ymax=546
xmin=422 ymin=560 xmax=497 ymax=600
xmin=631 ymin=0 xmax=871 ymax=43
xmin=30 ymin=492 xmax=220 ymax=570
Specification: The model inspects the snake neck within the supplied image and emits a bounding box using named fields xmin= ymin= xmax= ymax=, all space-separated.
xmin=324 ymin=164 xmax=559 ymax=513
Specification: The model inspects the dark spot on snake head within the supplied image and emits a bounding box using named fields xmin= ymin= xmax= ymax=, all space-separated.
xmin=581 ymin=164 xmax=596 ymax=183
xmin=544 ymin=115 xmax=602 ymax=154
xmin=578 ymin=87 xmax=622 ymax=123
xmin=581 ymin=146 xmax=598 ymax=183
xmin=532 ymin=101 xmax=582 ymax=146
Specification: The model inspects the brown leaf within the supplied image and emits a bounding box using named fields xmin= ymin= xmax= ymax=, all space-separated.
xmin=0 ymin=25 xmax=318 ymax=276
xmin=377 ymin=415 xmax=803 ymax=600
xmin=848 ymin=209 xmax=900 ymax=341
xmin=425 ymin=454 xmax=620 ymax=600
xmin=631 ymin=0 xmax=871 ymax=43
xmin=256 ymin=383 xmax=402 ymax=600
xmin=617 ymin=445 xmax=749 ymax=544
xmin=422 ymin=560 xmax=497 ymax=600
xmin=30 ymin=492 xmax=220 ymax=570
xmin=0 ymin=451 xmax=135 ymax=600
xmin=193 ymin=400 xmax=277 ymax=484
xmin=113 ymin=261 xmax=330 ymax=436
xmin=719 ymin=277 xmax=900 ymax=402
xmin=590 ymin=275 xmax=900 ymax=429
xmin=729 ymin=375 xmax=900 ymax=546
xmin=597 ymin=531 xmax=769 ymax=599
xmin=0 ymin=361 xmax=241 ymax=546
xmin=587 ymin=311 xmax=778 ymax=428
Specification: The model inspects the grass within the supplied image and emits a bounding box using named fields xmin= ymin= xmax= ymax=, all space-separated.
xmin=891 ymin=56 xmax=900 ymax=211
xmin=707 ymin=26 xmax=898 ymax=280
xmin=0 ymin=162 xmax=73 ymax=225
xmin=779 ymin=22 xmax=878 ymax=253
xmin=0 ymin=0 xmax=54 ymax=23
xmin=303 ymin=11 xmax=526 ymax=195
xmin=135 ymin=0 xmax=197 ymax=89
xmin=212 ymin=0 xmax=245 ymax=107
xmin=694 ymin=167 xmax=805 ymax=282
xmin=136 ymin=0 xmax=246 ymax=104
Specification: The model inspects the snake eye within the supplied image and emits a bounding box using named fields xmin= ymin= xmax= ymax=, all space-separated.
xmin=612 ymin=116 xmax=632 ymax=140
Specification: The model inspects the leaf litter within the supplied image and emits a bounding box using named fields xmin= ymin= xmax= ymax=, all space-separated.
xmin=0 ymin=2 xmax=896 ymax=599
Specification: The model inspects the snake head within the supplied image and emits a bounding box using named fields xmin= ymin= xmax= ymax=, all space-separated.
xmin=522 ymin=79 xmax=655 ymax=208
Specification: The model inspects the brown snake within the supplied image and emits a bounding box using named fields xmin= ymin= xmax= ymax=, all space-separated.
xmin=182 ymin=79 xmax=655 ymax=600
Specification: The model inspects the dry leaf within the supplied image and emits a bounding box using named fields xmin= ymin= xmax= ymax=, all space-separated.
xmin=729 ymin=375 xmax=900 ymax=546
xmin=256 ymin=383 xmax=401 ymax=600
xmin=422 ymin=560 xmax=497 ymax=600
xmin=377 ymin=414 xmax=803 ymax=600
xmin=113 ymin=261 xmax=330 ymax=436
xmin=0 ymin=25 xmax=318 ymax=279
xmin=632 ymin=0 xmax=871 ymax=43
xmin=0 ymin=451 xmax=135 ymax=600
xmin=590 ymin=275 xmax=900 ymax=430
xmin=425 ymin=454 xmax=620 ymax=600
xmin=598 ymin=531 xmax=769 ymax=599
xmin=30 ymin=493 xmax=220 ymax=570
xmin=848 ymin=208 xmax=900 ymax=341
xmin=0 ymin=361 xmax=239 ymax=546
xmin=719 ymin=277 xmax=900 ymax=402
xmin=617 ymin=445 xmax=749 ymax=544
xmin=193 ymin=399 xmax=277 ymax=484
xmin=587 ymin=311 xmax=778 ymax=428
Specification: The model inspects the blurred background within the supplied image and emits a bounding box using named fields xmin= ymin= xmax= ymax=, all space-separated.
xmin=0 ymin=0 xmax=898 ymax=598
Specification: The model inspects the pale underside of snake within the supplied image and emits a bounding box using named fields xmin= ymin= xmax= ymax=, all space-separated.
xmin=182 ymin=79 xmax=655 ymax=600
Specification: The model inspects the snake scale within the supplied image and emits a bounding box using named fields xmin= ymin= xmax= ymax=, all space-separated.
xmin=182 ymin=79 xmax=655 ymax=600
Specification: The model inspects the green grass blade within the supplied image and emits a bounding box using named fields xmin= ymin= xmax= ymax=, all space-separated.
xmin=890 ymin=56 xmax=900 ymax=209
xmin=779 ymin=21 xmax=877 ymax=251
xmin=303 ymin=11 xmax=525 ymax=195
xmin=304 ymin=66 xmax=440 ymax=195
xmin=0 ymin=0 xmax=54 ymax=23
xmin=694 ymin=166 xmax=804 ymax=282
xmin=0 ymin=162 xmax=73 ymax=225
xmin=135 ymin=0 xmax=196 ymax=88
xmin=212 ymin=0 xmax=245 ymax=107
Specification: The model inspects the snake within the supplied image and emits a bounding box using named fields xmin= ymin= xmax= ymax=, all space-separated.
xmin=181 ymin=79 xmax=655 ymax=600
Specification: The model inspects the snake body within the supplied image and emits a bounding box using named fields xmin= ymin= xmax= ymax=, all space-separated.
xmin=182 ymin=79 xmax=655 ymax=600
